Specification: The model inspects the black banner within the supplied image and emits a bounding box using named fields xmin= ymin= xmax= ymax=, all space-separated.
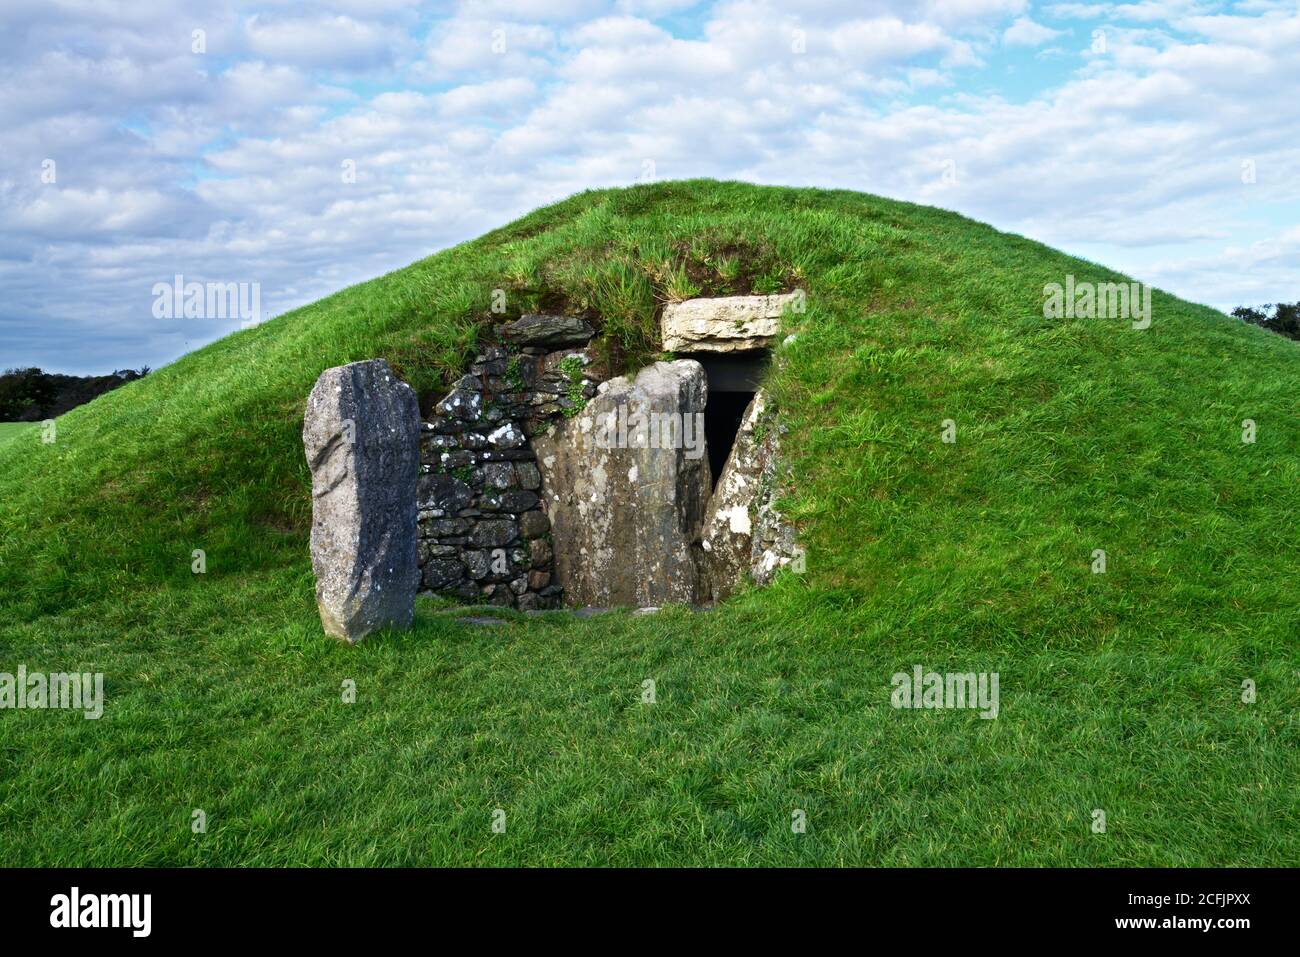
xmin=0 ymin=867 xmax=1278 ymax=942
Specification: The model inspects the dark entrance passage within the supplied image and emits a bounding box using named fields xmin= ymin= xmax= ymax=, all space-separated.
xmin=684 ymin=351 xmax=770 ymax=490
xmin=704 ymin=390 xmax=753 ymax=486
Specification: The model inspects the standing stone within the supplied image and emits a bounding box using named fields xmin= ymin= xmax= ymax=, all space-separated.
xmin=700 ymin=389 xmax=770 ymax=602
xmin=533 ymin=360 xmax=711 ymax=606
xmin=303 ymin=359 xmax=420 ymax=643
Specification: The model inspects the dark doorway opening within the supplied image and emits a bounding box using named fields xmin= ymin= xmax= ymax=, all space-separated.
xmin=704 ymin=390 xmax=753 ymax=487
xmin=684 ymin=350 xmax=771 ymax=491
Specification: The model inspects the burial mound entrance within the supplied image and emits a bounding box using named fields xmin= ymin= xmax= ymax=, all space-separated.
xmin=304 ymin=294 xmax=805 ymax=637
xmin=684 ymin=351 xmax=769 ymax=490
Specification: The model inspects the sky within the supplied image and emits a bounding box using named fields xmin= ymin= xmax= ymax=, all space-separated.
xmin=1 ymin=0 xmax=1296 ymax=375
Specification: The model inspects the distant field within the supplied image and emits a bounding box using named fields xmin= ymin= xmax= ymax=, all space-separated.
xmin=0 ymin=422 xmax=34 ymax=450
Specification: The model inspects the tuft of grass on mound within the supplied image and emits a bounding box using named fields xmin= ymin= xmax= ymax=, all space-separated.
xmin=1 ymin=180 xmax=1297 ymax=866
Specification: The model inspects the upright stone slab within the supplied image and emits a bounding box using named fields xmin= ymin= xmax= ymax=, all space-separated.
xmin=533 ymin=360 xmax=711 ymax=607
xmin=303 ymin=359 xmax=420 ymax=642
xmin=700 ymin=389 xmax=769 ymax=602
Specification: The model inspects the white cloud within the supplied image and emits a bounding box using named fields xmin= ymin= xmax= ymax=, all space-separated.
xmin=0 ymin=0 xmax=1296 ymax=372
xmin=438 ymin=77 xmax=538 ymax=117
xmin=1003 ymin=16 xmax=1064 ymax=46
xmin=244 ymin=13 xmax=406 ymax=69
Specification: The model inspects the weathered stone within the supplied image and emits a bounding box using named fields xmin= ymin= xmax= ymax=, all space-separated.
xmin=515 ymin=462 xmax=541 ymax=490
xmin=533 ymin=360 xmax=710 ymax=607
xmin=423 ymin=559 xmax=464 ymax=591
xmin=528 ymin=537 xmax=552 ymax=568
xmin=435 ymin=450 xmax=475 ymax=469
xmin=422 ymin=433 xmax=459 ymax=451
xmin=303 ymin=359 xmax=420 ymax=643
xmin=469 ymin=518 xmax=519 ymax=548
xmin=435 ymin=389 xmax=483 ymax=421
xmin=500 ymin=489 xmax=539 ymax=512
xmin=700 ymin=389 xmax=769 ymax=602
xmin=419 ymin=542 xmax=459 ymax=561
xmin=424 ymin=518 xmax=470 ymax=537
xmin=485 ymin=421 xmax=526 ymax=449
xmin=481 ymin=462 xmax=515 ymax=490
xmin=499 ymin=314 xmax=595 ymax=348
xmin=419 ymin=474 xmax=473 ymax=512
xmin=520 ymin=510 xmax=550 ymax=539
xmin=485 ymin=586 xmax=513 ymax=606
xmin=461 ymin=549 xmax=490 ymax=580
xmin=750 ymin=416 xmax=802 ymax=587
xmin=661 ymin=292 xmax=803 ymax=353
xmin=479 ymin=449 xmax=535 ymax=461
xmin=425 ymin=415 xmax=458 ymax=434
xmin=528 ymin=570 xmax=551 ymax=590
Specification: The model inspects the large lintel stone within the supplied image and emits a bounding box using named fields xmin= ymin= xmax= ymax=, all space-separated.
xmin=661 ymin=292 xmax=802 ymax=353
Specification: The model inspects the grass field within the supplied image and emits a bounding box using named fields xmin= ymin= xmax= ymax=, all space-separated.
xmin=1 ymin=180 xmax=1297 ymax=866
xmin=0 ymin=423 xmax=33 ymax=451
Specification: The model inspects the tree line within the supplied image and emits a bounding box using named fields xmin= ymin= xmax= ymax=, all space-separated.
xmin=0 ymin=367 xmax=149 ymax=421
xmin=1231 ymin=302 xmax=1300 ymax=342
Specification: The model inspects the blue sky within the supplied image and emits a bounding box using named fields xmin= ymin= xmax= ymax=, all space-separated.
xmin=1 ymin=0 xmax=1297 ymax=374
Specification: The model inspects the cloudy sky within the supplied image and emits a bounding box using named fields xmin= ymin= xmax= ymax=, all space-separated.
xmin=1 ymin=0 xmax=1296 ymax=374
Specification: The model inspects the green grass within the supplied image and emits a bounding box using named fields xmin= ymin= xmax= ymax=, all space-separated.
xmin=1 ymin=180 xmax=1297 ymax=866
xmin=0 ymin=422 xmax=34 ymax=451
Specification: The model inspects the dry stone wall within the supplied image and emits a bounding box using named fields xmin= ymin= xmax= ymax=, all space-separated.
xmin=416 ymin=320 xmax=601 ymax=610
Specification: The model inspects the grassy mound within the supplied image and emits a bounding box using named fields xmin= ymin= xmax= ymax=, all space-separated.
xmin=1 ymin=180 xmax=1297 ymax=865
xmin=0 ymin=422 xmax=33 ymax=452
